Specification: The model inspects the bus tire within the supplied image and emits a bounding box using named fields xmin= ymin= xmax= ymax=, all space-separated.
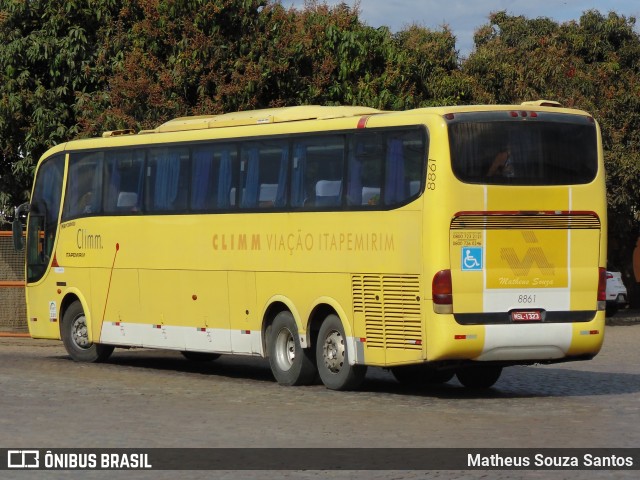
xmin=316 ymin=314 xmax=367 ymax=391
xmin=181 ymin=351 xmax=221 ymax=362
xmin=456 ymin=365 xmax=502 ymax=389
xmin=391 ymin=365 xmax=454 ymax=386
xmin=61 ymin=301 xmax=114 ymax=363
xmin=267 ymin=311 xmax=316 ymax=386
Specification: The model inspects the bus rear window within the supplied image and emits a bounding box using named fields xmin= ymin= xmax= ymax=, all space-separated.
xmin=449 ymin=114 xmax=598 ymax=185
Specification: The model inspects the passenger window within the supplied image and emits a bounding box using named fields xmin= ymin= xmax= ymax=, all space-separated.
xmin=347 ymin=130 xmax=424 ymax=207
xmin=240 ymin=141 xmax=288 ymax=209
xmin=347 ymin=135 xmax=383 ymax=206
xmin=103 ymin=150 xmax=145 ymax=214
xmin=291 ymin=136 xmax=345 ymax=208
xmin=398 ymin=129 xmax=425 ymax=203
xmin=146 ymin=147 xmax=190 ymax=212
xmin=191 ymin=144 xmax=239 ymax=211
xmin=63 ymin=151 xmax=104 ymax=219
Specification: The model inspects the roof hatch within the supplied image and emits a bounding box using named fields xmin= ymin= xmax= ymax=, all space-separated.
xmin=150 ymin=105 xmax=382 ymax=133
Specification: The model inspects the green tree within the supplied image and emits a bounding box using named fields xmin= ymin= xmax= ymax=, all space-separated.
xmin=76 ymin=0 xmax=467 ymax=133
xmin=77 ymin=0 xmax=305 ymax=133
xmin=0 ymin=0 xmax=120 ymax=219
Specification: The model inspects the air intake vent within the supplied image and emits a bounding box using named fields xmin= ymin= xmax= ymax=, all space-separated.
xmin=352 ymin=275 xmax=423 ymax=350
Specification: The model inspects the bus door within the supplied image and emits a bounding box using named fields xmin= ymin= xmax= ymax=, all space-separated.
xmin=24 ymin=154 xmax=65 ymax=339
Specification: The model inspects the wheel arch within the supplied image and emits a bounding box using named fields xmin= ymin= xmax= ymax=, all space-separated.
xmin=261 ymin=295 xmax=302 ymax=356
xmin=261 ymin=295 xmax=353 ymax=354
xmin=58 ymin=289 xmax=93 ymax=341
xmin=306 ymin=297 xmax=353 ymax=353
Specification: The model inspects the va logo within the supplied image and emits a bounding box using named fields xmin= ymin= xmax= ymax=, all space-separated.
xmin=500 ymin=231 xmax=554 ymax=276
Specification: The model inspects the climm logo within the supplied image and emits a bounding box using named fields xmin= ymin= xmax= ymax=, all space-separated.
xmin=212 ymin=233 xmax=261 ymax=251
xmin=77 ymin=229 xmax=103 ymax=249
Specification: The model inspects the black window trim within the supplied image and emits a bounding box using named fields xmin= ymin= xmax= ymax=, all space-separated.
xmin=60 ymin=125 xmax=429 ymax=222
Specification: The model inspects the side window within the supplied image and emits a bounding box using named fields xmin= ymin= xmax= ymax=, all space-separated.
xmin=347 ymin=129 xmax=425 ymax=208
xmin=146 ymin=147 xmax=190 ymax=212
xmin=191 ymin=143 xmax=239 ymax=211
xmin=291 ymin=136 xmax=345 ymax=208
xmin=103 ymin=150 xmax=145 ymax=214
xmin=347 ymin=134 xmax=384 ymax=206
xmin=63 ymin=151 xmax=104 ymax=220
xmin=239 ymin=141 xmax=288 ymax=209
xmin=389 ymin=129 xmax=424 ymax=205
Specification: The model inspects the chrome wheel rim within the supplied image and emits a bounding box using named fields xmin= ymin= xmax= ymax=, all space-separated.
xmin=71 ymin=314 xmax=91 ymax=349
xmin=274 ymin=327 xmax=295 ymax=371
xmin=322 ymin=330 xmax=345 ymax=373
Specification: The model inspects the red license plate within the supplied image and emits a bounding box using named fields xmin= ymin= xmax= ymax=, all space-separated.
xmin=511 ymin=311 xmax=542 ymax=322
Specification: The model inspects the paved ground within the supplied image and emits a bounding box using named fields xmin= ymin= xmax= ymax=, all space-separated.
xmin=1 ymin=321 xmax=639 ymax=480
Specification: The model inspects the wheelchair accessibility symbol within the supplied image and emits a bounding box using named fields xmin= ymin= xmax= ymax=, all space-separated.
xmin=461 ymin=247 xmax=483 ymax=271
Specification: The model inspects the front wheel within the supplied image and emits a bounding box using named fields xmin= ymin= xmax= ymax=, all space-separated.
xmin=61 ymin=301 xmax=114 ymax=363
xmin=267 ymin=311 xmax=316 ymax=386
xmin=316 ymin=314 xmax=367 ymax=391
xmin=456 ymin=365 xmax=502 ymax=389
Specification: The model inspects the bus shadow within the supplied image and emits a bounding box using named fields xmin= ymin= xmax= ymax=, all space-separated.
xmin=56 ymin=351 xmax=640 ymax=398
xmin=362 ymin=366 xmax=640 ymax=399
xmin=57 ymin=349 xmax=276 ymax=383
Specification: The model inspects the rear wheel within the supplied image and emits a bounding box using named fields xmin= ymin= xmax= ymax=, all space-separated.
xmin=267 ymin=311 xmax=316 ymax=386
xmin=61 ymin=301 xmax=114 ymax=363
xmin=391 ymin=365 xmax=454 ymax=386
xmin=456 ymin=365 xmax=502 ymax=389
xmin=316 ymin=314 xmax=367 ymax=391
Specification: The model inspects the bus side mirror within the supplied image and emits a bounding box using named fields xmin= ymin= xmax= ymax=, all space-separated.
xmin=12 ymin=202 xmax=30 ymax=251
xmin=12 ymin=218 xmax=23 ymax=250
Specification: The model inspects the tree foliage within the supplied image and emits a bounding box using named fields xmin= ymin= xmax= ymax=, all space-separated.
xmin=0 ymin=0 xmax=120 ymax=210
xmin=76 ymin=0 xmax=467 ymax=135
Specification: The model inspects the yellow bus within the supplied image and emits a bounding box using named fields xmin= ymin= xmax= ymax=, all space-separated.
xmin=13 ymin=102 xmax=607 ymax=390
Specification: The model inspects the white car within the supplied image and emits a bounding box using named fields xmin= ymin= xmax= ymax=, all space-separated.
xmin=605 ymin=270 xmax=628 ymax=316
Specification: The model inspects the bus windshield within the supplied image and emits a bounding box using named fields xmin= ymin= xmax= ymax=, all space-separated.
xmin=449 ymin=112 xmax=598 ymax=185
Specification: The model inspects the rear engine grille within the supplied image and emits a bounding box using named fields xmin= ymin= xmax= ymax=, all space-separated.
xmin=352 ymin=274 xmax=422 ymax=349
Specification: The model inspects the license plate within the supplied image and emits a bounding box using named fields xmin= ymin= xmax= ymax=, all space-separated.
xmin=511 ymin=310 xmax=542 ymax=322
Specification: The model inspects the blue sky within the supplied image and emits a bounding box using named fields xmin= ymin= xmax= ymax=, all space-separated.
xmin=284 ymin=0 xmax=640 ymax=57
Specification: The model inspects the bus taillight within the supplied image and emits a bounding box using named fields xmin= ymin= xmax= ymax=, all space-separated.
xmin=432 ymin=269 xmax=453 ymax=314
xmin=597 ymin=267 xmax=606 ymax=310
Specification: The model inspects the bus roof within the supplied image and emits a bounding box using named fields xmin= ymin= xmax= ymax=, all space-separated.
xmin=136 ymin=105 xmax=383 ymax=134
xmin=99 ymin=101 xmax=591 ymax=138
